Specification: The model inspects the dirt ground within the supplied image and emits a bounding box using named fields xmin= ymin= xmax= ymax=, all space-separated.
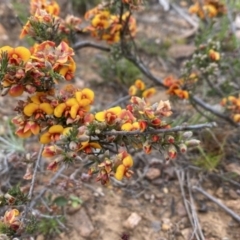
xmin=0 ymin=1 xmax=240 ymax=240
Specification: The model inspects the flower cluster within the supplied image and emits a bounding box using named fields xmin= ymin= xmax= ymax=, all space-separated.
xmin=20 ymin=0 xmax=82 ymax=43
xmin=163 ymin=76 xmax=189 ymax=99
xmin=85 ymin=9 xmax=137 ymax=44
xmin=189 ymin=0 xmax=226 ymax=19
xmin=221 ymin=96 xmax=240 ymax=123
xmin=129 ymin=79 xmax=156 ymax=99
xmin=0 ymin=41 xmax=76 ymax=97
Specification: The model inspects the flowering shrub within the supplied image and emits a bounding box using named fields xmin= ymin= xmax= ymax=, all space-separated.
xmin=3 ymin=0 xmax=237 ymax=238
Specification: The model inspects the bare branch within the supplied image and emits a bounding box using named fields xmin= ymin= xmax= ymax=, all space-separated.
xmin=102 ymin=122 xmax=217 ymax=136
xmin=73 ymin=41 xmax=111 ymax=52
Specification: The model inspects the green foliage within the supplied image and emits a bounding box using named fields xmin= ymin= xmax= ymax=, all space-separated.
xmin=98 ymin=57 xmax=142 ymax=86
xmin=194 ymin=146 xmax=223 ymax=171
xmin=38 ymin=217 xmax=65 ymax=237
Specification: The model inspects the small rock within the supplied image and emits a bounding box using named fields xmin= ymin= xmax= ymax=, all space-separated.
xmin=181 ymin=228 xmax=192 ymax=240
xmin=161 ymin=218 xmax=172 ymax=231
xmin=225 ymin=163 xmax=240 ymax=176
xmin=151 ymin=221 xmax=161 ymax=232
xmin=70 ymin=208 xmax=94 ymax=237
xmin=228 ymin=189 xmax=238 ymax=199
xmin=145 ymin=167 xmax=161 ymax=180
xmin=163 ymin=187 xmax=169 ymax=194
xmin=215 ymin=187 xmax=224 ymax=198
xmin=225 ymin=199 xmax=240 ymax=211
xmin=36 ymin=235 xmax=44 ymax=240
xmin=123 ymin=212 xmax=142 ymax=229
xmin=177 ymin=202 xmax=187 ymax=217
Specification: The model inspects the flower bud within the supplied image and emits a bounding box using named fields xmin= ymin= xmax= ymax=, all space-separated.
xmin=182 ymin=131 xmax=193 ymax=139
xmin=78 ymin=134 xmax=90 ymax=142
xmin=166 ymin=135 xmax=175 ymax=144
xmin=179 ymin=143 xmax=187 ymax=153
xmin=69 ymin=141 xmax=78 ymax=150
xmin=185 ymin=139 xmax=200 ymax=147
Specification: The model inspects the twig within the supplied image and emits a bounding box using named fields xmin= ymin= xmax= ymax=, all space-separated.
xmin=191 ymin=96 xmax=238 ymax=127
xmin=107 ymin=95 xmax=130 ymax=108
xmin=171 ymin=3 xmax=199 ymax=29
xmin=102 ymin=122 xmax=217 ymax=136
xmin=28 ymin=145 xmax=44 ymax=199
xmin=30 ymin=165 xmax=66 ymax=208
xmin=175 ymin=169 xmax=201 ymax=240
xmin=192 ymin=185 xmax=240 ymax=222
xmin=23 ymin=145 xmax=44 ymax=222
xmin=73 ymin=41 xmax=110 ymax=52
xmin=187 ymin=172 xmax=205 ymax=240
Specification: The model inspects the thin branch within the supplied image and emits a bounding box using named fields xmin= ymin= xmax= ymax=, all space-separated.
xmin=28 ymin=144 xmax=44 ymax=199
xmin=192 ymin=185 xmax=240 ymax=222
xmin=107 ymin=95 xmax=130 ymax=108
xmin=73 ymin=41 xmax=111 ymax=52
xmin=191 ymin=96 xmax=238 ymax=127
xmin=102 ymin=122 xmax=217 ymax=136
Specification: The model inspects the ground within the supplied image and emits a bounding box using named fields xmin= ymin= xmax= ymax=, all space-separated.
xmin=0 ymin=0 xmax=240 ymax=240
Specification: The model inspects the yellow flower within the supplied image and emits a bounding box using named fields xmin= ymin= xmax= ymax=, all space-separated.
xmin=40 ymin=125 xmax=70 ymax=144
xmin=0 ymin=46 xmax=31 ymax=64
xmin=66 ymin=88 xmax=94 ymax=119
xmin=95 ymin=106 xmax=122 ymax=125
xmin=115 ymin=164 xmax=125 ymax=181
xmin=121 ymin=122 xmax=140 ymax=131
xmin=24 ymin=102 xmax=53 ymax=118
xmin=134 ymin=79 xmax=145 ymax=90
xmin=78 ymin=141 xmax=101 ymax=154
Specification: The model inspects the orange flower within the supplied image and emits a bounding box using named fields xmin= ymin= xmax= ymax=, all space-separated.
xmin=91 ymin=11 xmax=111 ymax=29
xmin=58 ymin=57 xmax=76 ymax=81
xmin=42 ymin=145 xmax=62 ymax=158
xmin=134 ymin=79 xmax=145 ymax=90
xmin=30 ymin=0 xmax=60 ymax=16
xmin=142 ymin=87 xmax=156 ymax=99
xmin=78 ymin=141 xmax=101 ymax=154
xmin=8 ymin=84 xmax=24 ymax=97
xmin=174 ymin=89 xmax=189 ymax=99
xmin=0 ymin=46 xmax=31 ymax=64
xmin=95 ymin=106 xmax=122 ymax=125
xmin=209 ymin=49 xmax=220 ymax=61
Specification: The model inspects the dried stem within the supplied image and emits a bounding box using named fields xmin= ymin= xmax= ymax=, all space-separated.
xmin=192 ymin=185 xmax=240 ymax=222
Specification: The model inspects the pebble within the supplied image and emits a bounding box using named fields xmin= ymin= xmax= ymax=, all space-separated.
xmin=123 ymin=212 xmax=142 ymax=229
xmin=145 ymin=167 xmax=161 ymax=180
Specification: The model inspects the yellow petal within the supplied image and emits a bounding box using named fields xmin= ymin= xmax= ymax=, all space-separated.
xmin=24 ymin=103 xmax=39 ymax=116
xmin=14 ymin=46 xmax=31 ymax=62
xmin=109 ymin=106 xmax=122 ymax=115
xmin=66 ymin=98 xmax=78 ymax=106
xmin=82 ymin=88 xmax=94 ymax=103
xmin=123 ymin=155 xmax=133 ymax=167
xmin=95 ymin=111 xmax=105 ymax=121
xmin=48 ymin=125 xmax=64 ymax=134
xmin=40 ymin=132 xmax=51 ymax=144
xmin=39 ymin=103 xmax=54 ymax=115
xmin=54 ymin=103 xmax=66 ymax=117
xmin=115 ymin=164 xmax=125 ymax=181
xmin=121 ymin=123 xmax=132 ymax=131
xmin=70 ymin=104 xmax=79 ymax=119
